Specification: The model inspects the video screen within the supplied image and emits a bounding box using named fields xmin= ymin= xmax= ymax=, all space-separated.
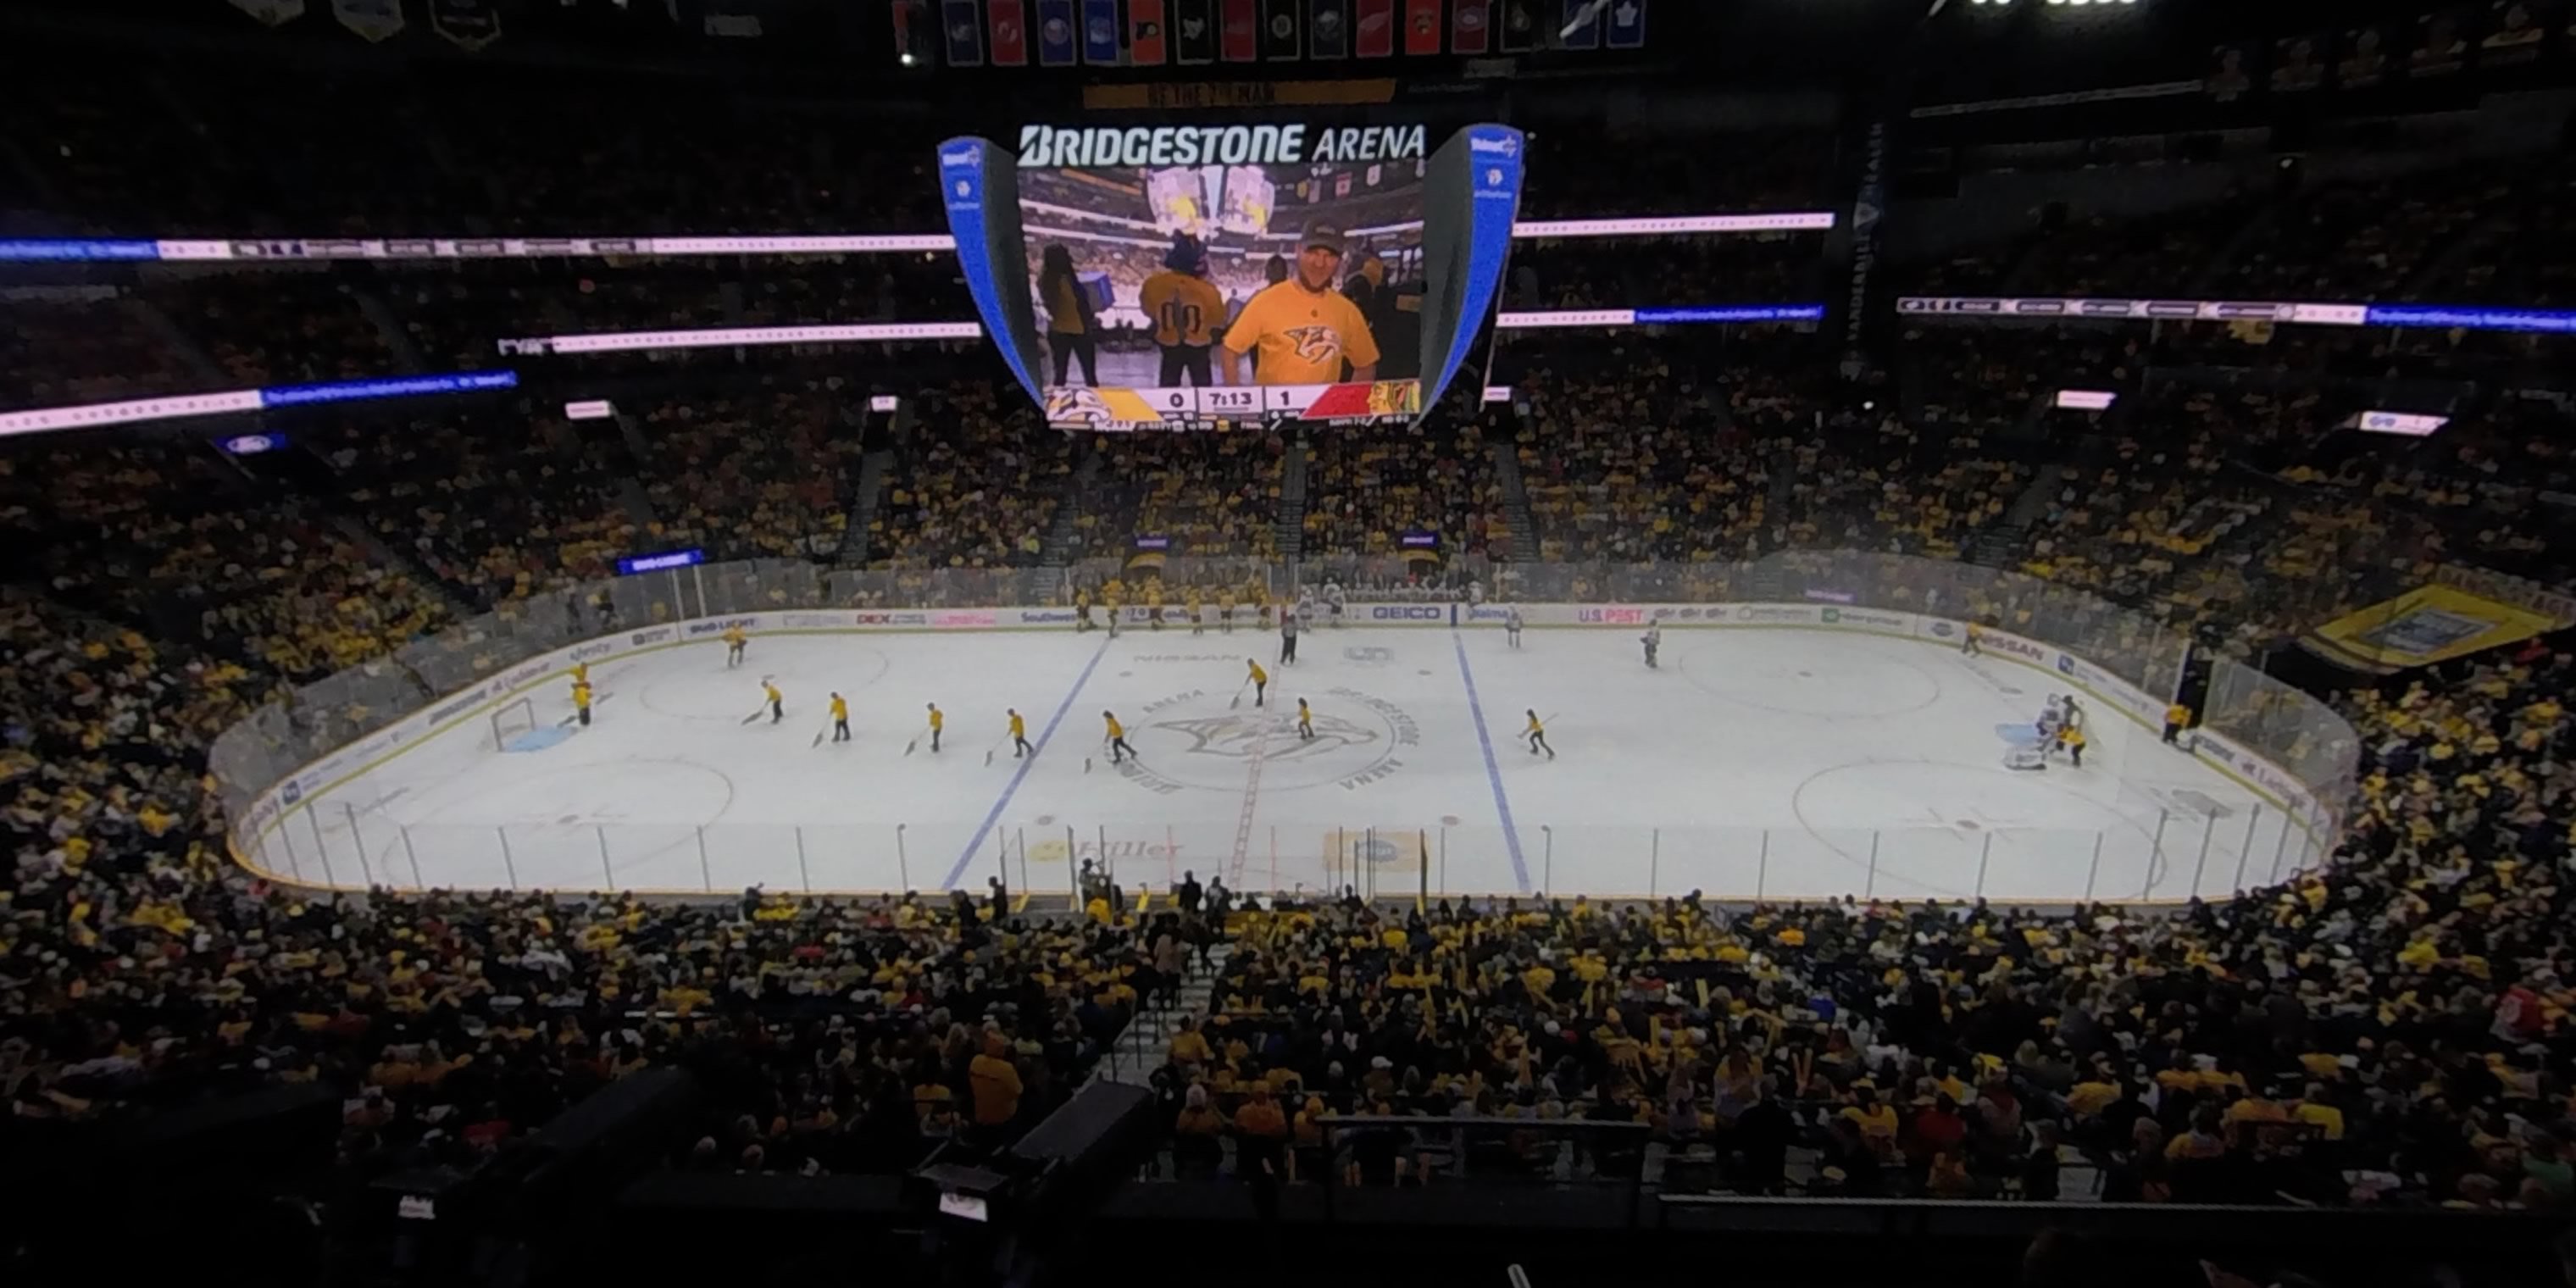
xmin=1015 ymin=123 xmax=1429 ymax=430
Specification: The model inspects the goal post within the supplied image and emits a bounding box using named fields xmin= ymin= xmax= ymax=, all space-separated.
xmin=489 ymin=697 xmax=538 ymax=751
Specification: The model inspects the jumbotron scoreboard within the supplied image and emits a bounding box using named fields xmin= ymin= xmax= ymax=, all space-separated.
xmin=940 ymin=119 xmax=1525 ymax=436
xmin=1043 ymin=378 xmax=1424 ymax=431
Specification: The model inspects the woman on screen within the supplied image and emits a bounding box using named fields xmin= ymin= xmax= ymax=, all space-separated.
xmin=1038 ymin=244 xmax=1100 ymax=386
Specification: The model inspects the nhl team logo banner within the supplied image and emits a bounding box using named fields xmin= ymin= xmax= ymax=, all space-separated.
xmin=1557 ymin=0 xmax=1599 ymax=50
xmin=1404 ymin=0 xmax=1440 ymax=53
xmin=332 ymin=0 xmax=404 ymax=42
xmin=230 ymin=0 xmax=308 ymax=25
xmin=1261 ymin=0 xmax=1299 ymax=58
xmin=1130 ymin=0 xmax=1169 ymax=64
xmin=1081 ymin=0 xmax=1122 ymax=63
xmin=1604 ymin=0 xmax=1644 ymax=50
xmin=988 ymin=0 xmax=1028 ymax=64
xmin=1222 ymin=0 xmax=1258 ymax=60
xmin=1174 ymin=0 xmax=1215 ymax=63
xmin=1035 ymin=0 xmax=1076 ymax=64
xmin=430 ymin=0 xmax=501 ymax=49
xmin=942 ymin=0 xmax=985 ymax=64
xmin=1308 ymin=0 xmax=1347 ymax=58
xmin=1354 ymin=0 xmax=1393 ymax=56
xmin=1452 ymin=0 xmax=1491 ymax=53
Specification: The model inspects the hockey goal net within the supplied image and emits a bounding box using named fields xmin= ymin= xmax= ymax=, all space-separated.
xmin=488 ymin=697 xmax=538 ymax=751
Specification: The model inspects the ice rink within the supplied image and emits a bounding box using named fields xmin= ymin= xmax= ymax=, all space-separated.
xmin=257 ymin=623 xmax=2316 ymax=904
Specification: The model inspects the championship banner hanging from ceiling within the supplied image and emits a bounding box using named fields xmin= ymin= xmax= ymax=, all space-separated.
xmin=331 ymin=0 xmax=403 ymax=41
xmin=230 ymin=0 xmax=307 ymax=25
xmin=430 ymin=0 xmax=502 ymax=50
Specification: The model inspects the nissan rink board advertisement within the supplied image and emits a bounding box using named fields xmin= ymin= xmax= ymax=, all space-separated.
xmin=940 ymin=120 xmax=1524 ymax=432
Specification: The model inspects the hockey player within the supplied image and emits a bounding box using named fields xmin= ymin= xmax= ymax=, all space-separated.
xmin=2162 ymin=700 xmax=2191 ymax=747
xmin=1008 ymin=708 xmax=1032 ymax=758
xmin=1323 ymin=579 xmax=1346 ymax=629
xmin=1217 ymin=584 xmax=1236 ymax=635
xmin=1103 ymin=710 xmax=1135 ymax=763
xmin=1524 ymin=709 xmax=1553 ymax=759
xmin=1506 ymin=606 xmax=1524 ymax=649
xmin=830 ymin=691 xmax=850 ymax=742
xmin=1247 ymin=658 xmax=1269 ymax=707
xmin=1296 ymin=697 xmax=1315 ymax=741
xmin=724 ymin=625 xmax=749 ymax=669
xmin=763 ymin=678 xmax=784 ymax=724
xmin=1280 ymin=608 xmax=1299 ymax=666
xmin=572 ymin=677 xmax=594 ymax=728
xmin=1145 ymin=580 xmax=1164 ymax=631
xmin=2057 ymin=720 xmax=2087 ymax=768
xmin=1186 ymin=586 xmax=1205 ymax=636
xmin=925 ymin=702 xmax=944 ymax=753
xmin=1641 ymin=621 xmax=1662 ymax=669
xmin=1075 ymin=586 xmax=1095 ymax=634
xmin=1960 ymin=621 xmax=1982 ymax=657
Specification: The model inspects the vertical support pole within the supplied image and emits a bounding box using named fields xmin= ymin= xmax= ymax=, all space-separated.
xmin=1865 ymin=831 xmax=1880 ymax=899
xmin=998 ymin=829 xmax=1011 ymax=892
xmin=795 ymin=825 xmax=812 ymax=893
xmin=498 ymin=825 xmax=519 ymax=890
xmin=696 ymin=825 xmax=713 ymax=893
xmin=1541 ymin=825 xmax=1552 ymax=895
xmin=1269 ymin=823 xmax=1279 ymax=895
xmin=2083 ymin=831 xmax=2102 ymax=903
xmin=1757 ymin=830 xmax=1769 ymax=902
xmin=1976 ymin=831 xmax=1993 ymax=901
xmin=2233 ymin=805 xmax=2261 ymax=895
xmin=597 ymin=825 xmax=614 ymax=890
xmin=1166 ymin=824 xmax=1178 ymax=887
xmin=306 ymin=808 xmax=336 ymax=887
xmin=345 ymin=804 xmax=375 ymax=888
xmin=1017 ymin=826 xmax=1030 ymax=898
xmin=1367 ymin=827 xmax=1375 ymax=902
xmin=1098 ymin=824 xmax=1110 ymax=889
xmin=2190 ymin=814 xmax=2217 ymax=899
xmin=1439 ymin=826 xmax=1448 ymax=896
xmin=401 ymin=825 xmax=425 ymax=891
xmin=2268 ymin=813 xmax=2293 ymax=886
xmin=897 ymin=824 xmax=910 ymax=892
xmin=1650 ymin=828 xmax=1660 ymax=897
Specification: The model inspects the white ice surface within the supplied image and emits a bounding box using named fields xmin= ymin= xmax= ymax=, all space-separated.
xmin=262 ymin=625 xmax=2307 ymax=904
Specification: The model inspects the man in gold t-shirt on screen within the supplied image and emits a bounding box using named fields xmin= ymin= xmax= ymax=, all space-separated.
xmin=1219 ymin=220 xmax=1380 ymax=387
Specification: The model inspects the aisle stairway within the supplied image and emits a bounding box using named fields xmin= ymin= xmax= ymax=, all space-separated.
xmin=1274 ymin=438 xmax=1309 ymax=564
xmin=835 ymin=448 xmax=893 ymax=565
xmin=1093 ymin=943 xmax=1230 ymax=1089
xmin=1491 ymin=442 xmax=1540 ymax=562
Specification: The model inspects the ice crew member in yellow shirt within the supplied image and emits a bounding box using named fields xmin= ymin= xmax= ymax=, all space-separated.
xmin=926 ymin=702 xmax=945 ymax=753
xmin=1141 ymin=235 xmax=1226 ymax=387
xmin=762 ymin=679 xmax=783 ymax=724
xmin=2057 ymin=721 xmax=2087 ymax=768
xmin=724 ymin=625 xmax=749 ymax=669
xmin=1524 ymin=709 xmax=1553 ymax=759
xmin=572 ymin=678 xmax=594 ymax=728
xmin=1103 ymin=711 xmax=1136 ymax=764
xmin=830 ymin=692 xmax=851 ymax=743
xmin=1297 ymin=697 xmax=1314 ymax=741
xmin=1008 ymin=708 xmax=1032 ymax=758
xmin=1247 ymin=658 xmax=1269 ymax=708
xmin=2163 ymin=701 xmax=2192 ymax=747
xmin=1220 ymin=220 xmax=1381 ymax=387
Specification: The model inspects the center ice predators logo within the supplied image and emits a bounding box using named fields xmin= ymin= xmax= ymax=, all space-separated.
xmin=1284 ymin=325 xmax=1341 ymax=365
xmin=1156 ymin=710 xmax=1378 ymax=763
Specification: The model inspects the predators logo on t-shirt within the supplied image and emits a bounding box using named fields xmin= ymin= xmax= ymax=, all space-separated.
xmin=1285 ymin=325 xmax=1339 ymax=364
xmin=1222 ymin=280 xmax=1382 ymax=386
